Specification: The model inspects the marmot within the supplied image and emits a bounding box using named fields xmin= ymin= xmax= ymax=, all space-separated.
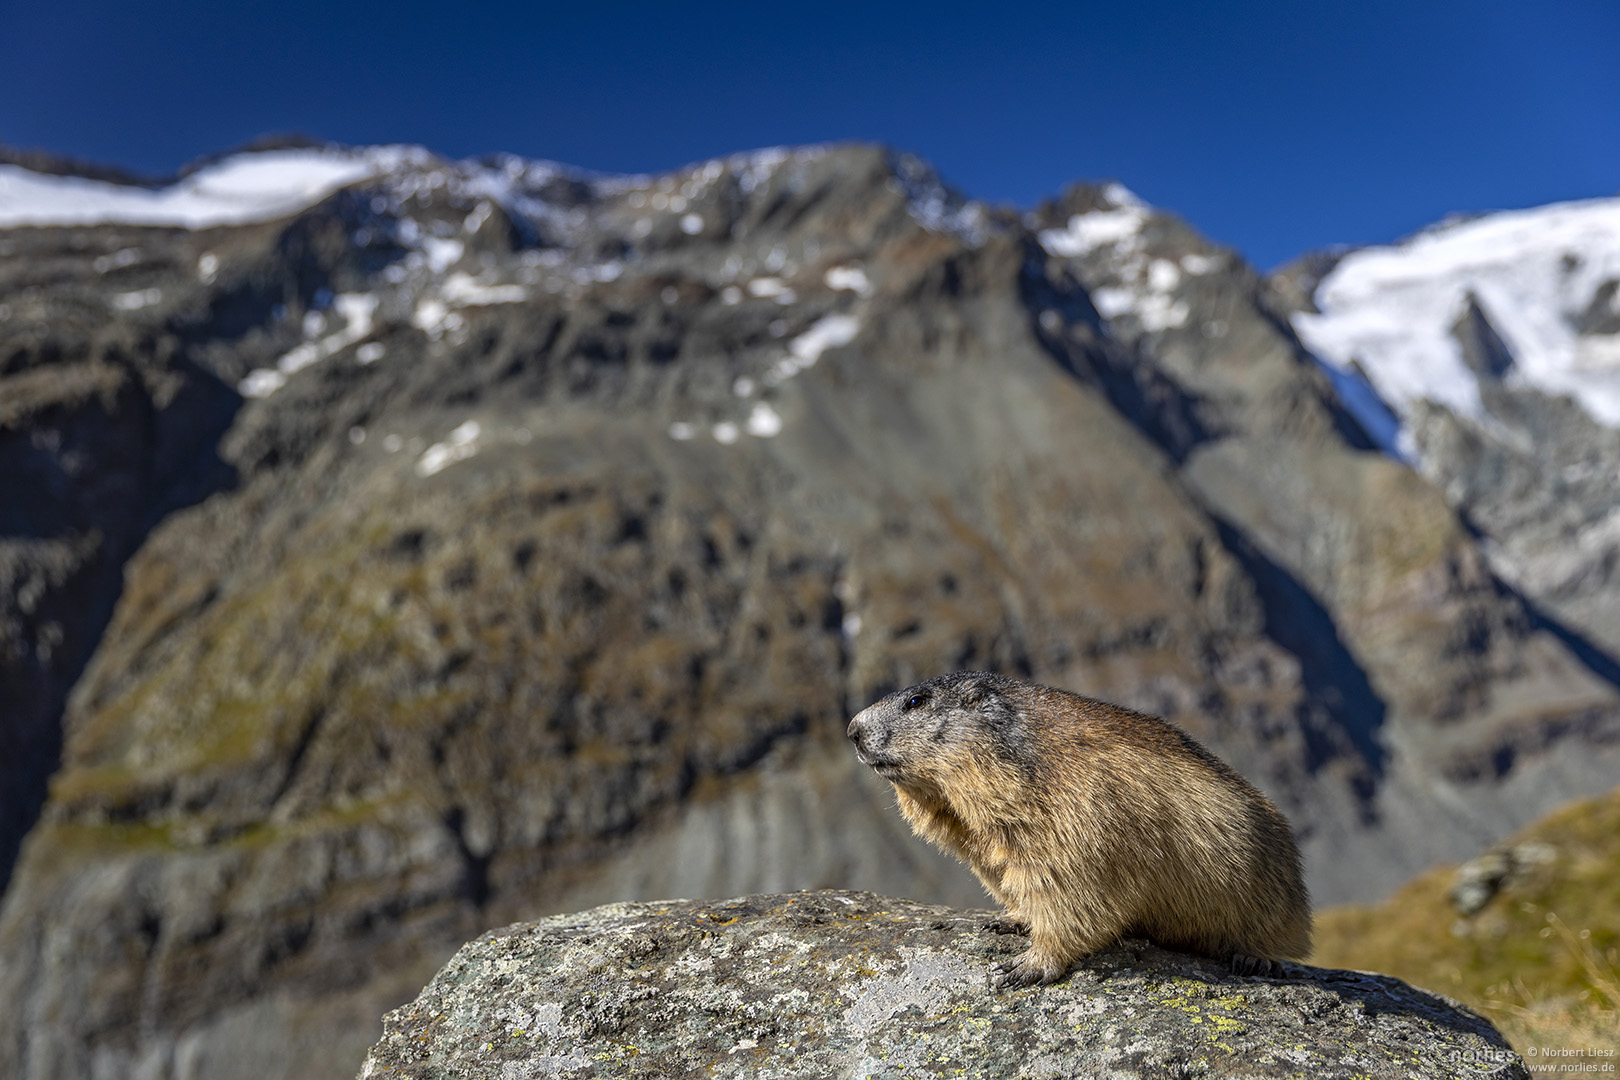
xmin=847 ymin=671 xmax=1311 ymax=988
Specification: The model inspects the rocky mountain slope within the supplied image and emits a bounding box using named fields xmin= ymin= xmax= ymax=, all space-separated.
xmin=1 ymin=140 xmax=1617 ymax=1079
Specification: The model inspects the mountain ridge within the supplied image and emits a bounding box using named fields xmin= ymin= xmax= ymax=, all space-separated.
xmin=2 ymin=139 xmax=1618 ymax=1079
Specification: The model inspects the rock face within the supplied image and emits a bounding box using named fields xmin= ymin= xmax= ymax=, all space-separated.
xmin=0 ymin=219 xmax=238 ymax=891
xmin=0 ymin=142 xmax=1616 ymax=1079
xmin=358 ymin=890 xmax=1528 ymax=1080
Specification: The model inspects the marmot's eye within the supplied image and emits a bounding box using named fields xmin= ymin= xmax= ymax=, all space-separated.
xmin=902 ymin=694 xmax=926 ymax=711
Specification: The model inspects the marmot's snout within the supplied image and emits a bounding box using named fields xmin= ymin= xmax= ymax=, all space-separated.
xmin=846 ymin=707 xmax=880 ymax=764
xmin=847 ymin=704 xmax=902 ymax=773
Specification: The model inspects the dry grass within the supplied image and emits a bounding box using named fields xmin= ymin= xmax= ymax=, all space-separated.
xmin=1311 ymin=785 xmax=1620 ymax=1064
xmin=1484 ymin=912 xmax=1619 ymax=1060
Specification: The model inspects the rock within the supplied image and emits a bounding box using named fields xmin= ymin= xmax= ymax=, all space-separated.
xmin=1449 ymin=851 xmax=1515 ymax=917
xmin=1408 ymin=387 xmax=1620 ymax=661
xmin=1448 ymin=842 xmax=1560 ymax=916
xmin=358 ymin=890 xmax=1528 ymax=1080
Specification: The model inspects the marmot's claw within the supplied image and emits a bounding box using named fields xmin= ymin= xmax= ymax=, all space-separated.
xmin=982 ymin=916 xmax=1030 ymax=936
xmin=1228 ymin=954 xmax=1283 ymax=978
xmin=990 ymin=961 xmax=1034 ymax=990
xmin=991 ymin=949 xmax=1065 ymax=989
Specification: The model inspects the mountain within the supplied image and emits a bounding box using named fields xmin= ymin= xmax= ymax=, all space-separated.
xmin=1282 ymin=201 xmax=1620 ymax=665
xmin=1 ymin=141 xmax=1617 ymax=1079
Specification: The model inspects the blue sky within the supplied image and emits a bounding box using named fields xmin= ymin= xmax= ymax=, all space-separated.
xmin=4 ymin=0 xmax=1617 ymax=268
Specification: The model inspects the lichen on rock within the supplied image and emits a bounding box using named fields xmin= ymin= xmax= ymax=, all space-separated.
xmin=358 ymin=890 xmax=1527 ymax=1079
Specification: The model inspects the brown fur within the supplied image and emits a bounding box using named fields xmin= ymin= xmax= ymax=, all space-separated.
xmin=847 ymin=672 xmax=1312 ymax=988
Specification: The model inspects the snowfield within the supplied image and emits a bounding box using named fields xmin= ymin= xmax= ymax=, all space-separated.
xmin=0 ymin=148 xmax=407 ymax=228
xmin=1293 ymin=197 xmax=1620 ymax=446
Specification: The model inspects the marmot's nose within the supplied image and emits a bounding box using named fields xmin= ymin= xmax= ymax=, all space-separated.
xmin=846 ymin=712 xmax=866 ymax=746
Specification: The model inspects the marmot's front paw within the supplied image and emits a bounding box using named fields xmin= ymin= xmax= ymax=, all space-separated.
xmin=981 ymin=915 xmax=1030 ymax=936
xmin=991 ymin=947 xmax=1068 ymax=989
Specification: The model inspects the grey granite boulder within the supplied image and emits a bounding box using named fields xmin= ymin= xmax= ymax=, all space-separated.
xmin=357 ymin=890 xmax=1526 ymax=1079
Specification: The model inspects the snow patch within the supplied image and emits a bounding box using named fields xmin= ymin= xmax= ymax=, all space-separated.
xmin=824 ymin=265 xmax=873 ymax=297
xmin=764 ymin=314 xmax=861 ymax=386
xmin=238 ymin=369 xmax=287 ymax=397
xmin=276 ymin=341 xmax=322 ymax=377
xmin=239 ymin=293 xmax=379 ymax=397
xmin=1038 ymin=190 xmax=1194 ymax=334
xmin=1038 ymin=184 xmax=1152 ymax=259
xmin=412 ymin=299 xmax=450 ymax=334
xmin=462 ymin=201 xmax=493 ymax=233
xmin=789 ymin=314 xmax=860 ymax=364
xmin=745 ymin=402 xmax=783 ymax=437
xmin=417 ymin=420 xmax=482 ymax=477
xmin=441 ymin=272 xmax=527 ymax=306
xmin=421 ymin=237 xmax=464 ymax=274
xmin=746 ymin=276 xmax=797 ymax=304
xmin=1293 ymin=195 xmax=1620 ymax=432
xmin=1090 ymin=287 xmax=1189 ymax=332
xmin=0 ymin=149 xmax=383 ymax=228
xmin=1148 ymin=259 xmax=1181 ymax=292
xmin=1180 ymin=252 xmax=1220 ymax=275
xmin=747 ymin=277 xmax=789 ymax=297
xmin=332 ymin=292 xmax=379 ymax=336
xmin=110 ymin=288 xmax=161 ymax=311
xmin=1103 ymin=182 xmax=1143 ymax=208
xmin=1038 ymin=204 xmax=1149 ymax=258
xmin=1146 ymin=259 xmax=1185 ymax=293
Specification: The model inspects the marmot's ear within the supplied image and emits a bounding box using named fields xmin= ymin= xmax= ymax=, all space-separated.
xmin=961 ymin=679 xmax=993 ymax=708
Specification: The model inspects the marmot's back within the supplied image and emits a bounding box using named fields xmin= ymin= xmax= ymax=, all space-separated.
xmin=847 ymin=672 xmax=1311 ymax=987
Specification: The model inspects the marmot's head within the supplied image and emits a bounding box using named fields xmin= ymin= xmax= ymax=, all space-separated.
xmin=847 ymin=671 xmax=1033 ymax=792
